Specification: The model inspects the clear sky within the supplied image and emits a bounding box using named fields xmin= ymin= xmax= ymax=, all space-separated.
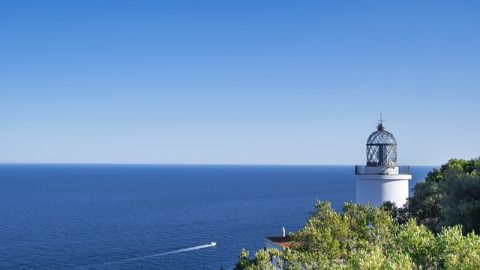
xmin=1 ymin=1 xmax=479 ymax=165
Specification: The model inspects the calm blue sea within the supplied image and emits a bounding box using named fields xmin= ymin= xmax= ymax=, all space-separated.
xmin=0 ymin=165 xmax=432 ymax=270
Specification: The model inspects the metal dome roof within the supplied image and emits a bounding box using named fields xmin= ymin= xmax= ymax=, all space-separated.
xmin=366 ymin=123 xmax=397 ymax=145
xmin=366 ymin=123 xmax=397 ymax=167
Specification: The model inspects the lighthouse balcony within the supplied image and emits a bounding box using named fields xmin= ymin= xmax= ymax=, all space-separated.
xmin=355 ymin=165 xmax=410 ymax=175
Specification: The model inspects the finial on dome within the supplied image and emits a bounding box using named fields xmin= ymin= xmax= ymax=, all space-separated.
xmin=377 ymin=113 xmax=385 ymax=131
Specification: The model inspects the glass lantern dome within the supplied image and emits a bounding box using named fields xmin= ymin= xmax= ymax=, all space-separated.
xmin=366 ymin=123 xmax=397 ymax=167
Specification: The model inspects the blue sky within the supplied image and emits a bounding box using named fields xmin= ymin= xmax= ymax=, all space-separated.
xmin=1 ymin=1 xmax=479 ymax=165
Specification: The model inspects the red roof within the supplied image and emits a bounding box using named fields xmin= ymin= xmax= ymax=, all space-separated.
xmin=266 ymin=236 xmax=292 ymax=248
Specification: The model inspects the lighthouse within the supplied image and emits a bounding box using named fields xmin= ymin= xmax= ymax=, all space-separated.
xmin=355 ymin=120 xmax=411 ymax=207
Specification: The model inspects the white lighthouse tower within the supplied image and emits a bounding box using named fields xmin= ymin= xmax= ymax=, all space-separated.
xmin=355 ymin=120 xmax=411 ymax=207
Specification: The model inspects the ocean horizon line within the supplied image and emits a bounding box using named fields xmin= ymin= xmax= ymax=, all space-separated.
xmin=0 ymin=162 xmax=438 ymax=167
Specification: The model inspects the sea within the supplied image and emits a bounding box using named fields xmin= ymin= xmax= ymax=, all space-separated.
xmin=0 ymin=165 xmax=432 ymax=270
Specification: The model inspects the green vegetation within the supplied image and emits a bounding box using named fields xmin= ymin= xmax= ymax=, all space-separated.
xmin=234 ymin=158 xmax=480 ymax=270
xmin=407 ymin=158 xmax=480 ymax=234
xmin=235 ymin=202 xmax=480 ymax=270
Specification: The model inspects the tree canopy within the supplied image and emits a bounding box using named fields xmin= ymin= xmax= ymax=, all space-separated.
xmin=408 ymin=158 xmax=480 ymax=233
xmin=235 ymin=202 xmax=480 ymax=270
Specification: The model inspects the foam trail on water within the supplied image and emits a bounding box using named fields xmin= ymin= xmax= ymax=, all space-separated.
xmin=76 ymin=243 xmax=216 ymax=269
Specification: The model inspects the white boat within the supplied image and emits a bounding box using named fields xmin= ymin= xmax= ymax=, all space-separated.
xmin=210 ymin=242 xmax=216 ymax=246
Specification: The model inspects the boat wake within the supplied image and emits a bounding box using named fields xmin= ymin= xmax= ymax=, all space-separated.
xmin=76 ymin=242 xmax=216 ymax=269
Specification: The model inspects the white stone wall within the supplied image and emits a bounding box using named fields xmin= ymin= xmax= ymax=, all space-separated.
xmin=356 ymin=174 xmax=410 ymax=207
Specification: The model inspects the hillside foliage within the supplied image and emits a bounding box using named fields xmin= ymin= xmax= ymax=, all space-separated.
xmin=235 ymin=158 xmax=480 ymax=270
xmin=235 ymin=202 xmax=480 ymax=270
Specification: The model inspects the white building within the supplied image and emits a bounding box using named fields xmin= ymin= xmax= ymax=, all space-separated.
xmin=355 ymin=121 xmax=411 ymax=207
xmin=265 ymin=229 xmax=290 ymax=270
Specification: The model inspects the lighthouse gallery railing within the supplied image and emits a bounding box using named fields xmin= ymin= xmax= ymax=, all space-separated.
xmin=355 ymin=165 xmax=411 ymax=175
